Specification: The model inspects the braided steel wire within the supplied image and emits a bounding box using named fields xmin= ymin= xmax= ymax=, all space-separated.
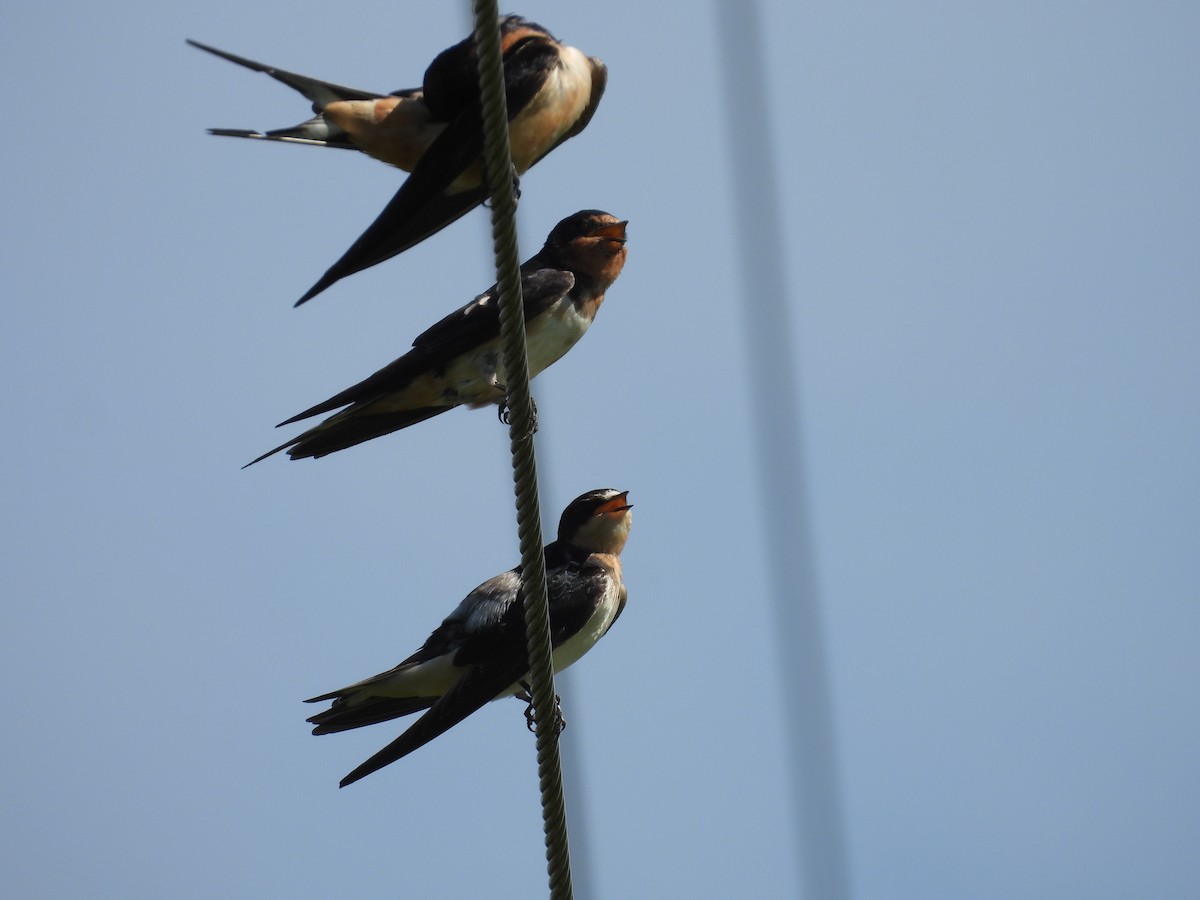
xmin=469 ymin=4 xmax=574 ymax=898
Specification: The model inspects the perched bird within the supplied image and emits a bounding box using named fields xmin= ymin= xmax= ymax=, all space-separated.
xmin=307 ymin=488 xmax=633 ymax=787
xmin=245 ymin=210 xmax=627 ymax=465
xmin=187 ymin=16 xmax=608 ymax=305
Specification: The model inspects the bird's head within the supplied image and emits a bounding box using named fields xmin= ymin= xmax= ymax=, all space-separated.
xmin=543 ymin=210 xmax=628 ymax=285
xmin=558 ymin=488 xmax=633 ymax=556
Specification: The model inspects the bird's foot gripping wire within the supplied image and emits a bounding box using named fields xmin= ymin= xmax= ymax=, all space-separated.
xmin=497 ymin=394 xmax=539 ymax=434
xmin=482 ymin=168 xmax=521 ymax=208
xmin=518 ymin=682 xmax=566 ymax=735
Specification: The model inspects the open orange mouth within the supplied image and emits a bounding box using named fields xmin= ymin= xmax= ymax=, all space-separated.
xmin=590 ymin=220 xmax=628 ymax=243
xmin=596 ymin=491 xmax=632 ymax=515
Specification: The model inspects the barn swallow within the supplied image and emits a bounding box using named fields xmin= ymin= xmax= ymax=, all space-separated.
xmin=307 ymin=488 xmax=633 ymax=787
xmin=245 ymin=210 xmax=627 ymax=465
xmin=187 ymin=15 xmax=608 ymax=306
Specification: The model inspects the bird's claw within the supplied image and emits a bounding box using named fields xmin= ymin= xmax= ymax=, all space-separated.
xmin=498 ymin=396 xmax=539 ymax=435
xmin=522 ymin=690 xmax=566 ymax=735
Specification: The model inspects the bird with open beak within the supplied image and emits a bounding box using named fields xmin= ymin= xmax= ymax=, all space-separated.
xmin=246 ymin=210 xmax=628 ymax=464
xmin=307 ymin=488 xmax=633 ymax=787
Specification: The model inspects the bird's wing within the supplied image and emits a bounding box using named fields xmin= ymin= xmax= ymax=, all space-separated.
xmin=293 ymin=37 xmax=565 ymax=305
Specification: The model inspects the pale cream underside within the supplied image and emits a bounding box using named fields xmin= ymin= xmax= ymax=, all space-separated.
xmin=342 ymin=557 xmax=621 ymax=703
xmin=368 ymin=295 xmax=591 ymax=413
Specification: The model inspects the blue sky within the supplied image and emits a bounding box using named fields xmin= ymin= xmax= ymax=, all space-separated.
xmin=3 ymin=2 xmax=1198 ymax=897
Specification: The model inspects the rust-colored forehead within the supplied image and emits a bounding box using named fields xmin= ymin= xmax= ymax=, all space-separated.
xmin=501 ymin=25 xmax=552 ymax=53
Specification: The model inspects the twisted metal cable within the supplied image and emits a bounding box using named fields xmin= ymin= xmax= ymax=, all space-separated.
xmin=469 ymin=4 xmax=574 ymax=899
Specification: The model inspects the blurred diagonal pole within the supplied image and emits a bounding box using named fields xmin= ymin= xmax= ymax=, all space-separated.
xmin=714 ymin=4 xmax=852 ymax=898
xmin=470 ymin=3 xmax=573 ymax=898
